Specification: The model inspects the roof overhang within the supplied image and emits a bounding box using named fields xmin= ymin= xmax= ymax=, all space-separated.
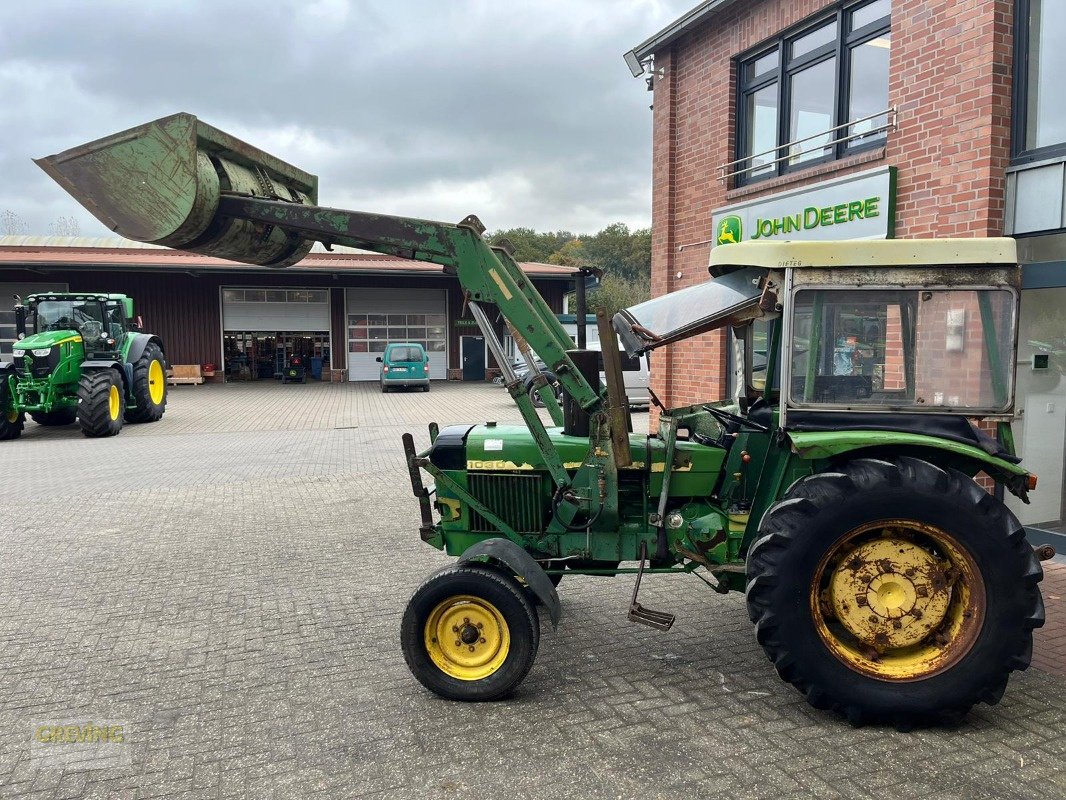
xmin=624 ymin=0 xmax=744 ymax=76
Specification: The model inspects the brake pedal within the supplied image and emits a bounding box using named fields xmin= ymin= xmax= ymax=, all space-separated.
xmin=628 ymin=542 xmax=675 ymax=631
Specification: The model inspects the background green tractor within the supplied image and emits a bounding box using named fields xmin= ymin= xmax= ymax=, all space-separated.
xmin=0 ymin=292 xmax=168 ymax=440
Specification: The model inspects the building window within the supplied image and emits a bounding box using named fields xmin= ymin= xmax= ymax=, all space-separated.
xmin=734 ymin=0 xmax=891 ymax=184
xmin=1014 ymin=0 xmax=1066 ymax=161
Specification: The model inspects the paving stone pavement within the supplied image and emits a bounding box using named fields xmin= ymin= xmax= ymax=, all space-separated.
xmin=0 ymin=382 xmax=1063 ymax=800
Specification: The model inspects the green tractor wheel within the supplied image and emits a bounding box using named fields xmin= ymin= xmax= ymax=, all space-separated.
xmin=401 ymin=565 xmax=540 ymax=701
xmin=77 ymin=370 xmax=125 ymax=438
xmin=0 ymin=409 xmax=24 ymax=441
xmin=745 ymin=457 xmax=1044 ymax=728
xmin=125 ymin=343 xmax=167 ymax=423
xmin=30 ymin=408 xmax=77 ymax=426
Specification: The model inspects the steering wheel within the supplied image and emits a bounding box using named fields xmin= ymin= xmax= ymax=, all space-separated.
xmin=701 ymin=404 xmax=770 ymax=433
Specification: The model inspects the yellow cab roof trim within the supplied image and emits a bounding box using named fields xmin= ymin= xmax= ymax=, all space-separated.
xmin=709 ymin=238 xmax=1018 ymax=271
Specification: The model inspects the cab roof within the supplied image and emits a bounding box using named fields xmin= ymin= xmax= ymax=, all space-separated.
xmin=709 ymin=238 xmax=1018 ymax=274
xmin=27 ymin=292 xmax=130 ymax=302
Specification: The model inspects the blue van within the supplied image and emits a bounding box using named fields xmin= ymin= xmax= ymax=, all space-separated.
xmin=377 ymin=342 xmax=430 ymax=392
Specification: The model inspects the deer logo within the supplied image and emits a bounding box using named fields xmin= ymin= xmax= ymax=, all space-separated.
xmin=716 ymin=215 xmax=742 ymax=246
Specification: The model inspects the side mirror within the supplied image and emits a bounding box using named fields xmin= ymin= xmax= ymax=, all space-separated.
xmin=14 ymin=303 xmax=27 ymax=339
xmin=134 ymin=315 xmax=145 ymax=331
xmin=375 ymin=356 xmax=382 ymax=362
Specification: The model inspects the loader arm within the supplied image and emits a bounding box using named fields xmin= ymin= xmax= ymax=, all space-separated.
xmin=35 ymin=112 xmax=607 ymax=495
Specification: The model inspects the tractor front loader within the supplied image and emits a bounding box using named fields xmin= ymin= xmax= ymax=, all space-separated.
xmin=0 ymin=293 xmax=167 ymax=440
xmin=36 ymin=113 xmax=1049 ymax=727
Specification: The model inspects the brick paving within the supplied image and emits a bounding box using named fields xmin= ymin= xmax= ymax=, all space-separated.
xmin=0 ymin=381 xmax=1062 ymax=800
xmin=1034 ymin=560 xmax=1066 ymax=678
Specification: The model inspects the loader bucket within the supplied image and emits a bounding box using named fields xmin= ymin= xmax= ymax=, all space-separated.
xmin=35 ymin=113 xmax=318 ymax=268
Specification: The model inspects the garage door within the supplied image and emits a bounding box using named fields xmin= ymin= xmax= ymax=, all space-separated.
xmin=346 ymin=288 xmax=447 ymax=380
xmin=0 ymin=281 xmax=68 ymax=355
xmin=222 ymin=287 xmax=330 ymax=331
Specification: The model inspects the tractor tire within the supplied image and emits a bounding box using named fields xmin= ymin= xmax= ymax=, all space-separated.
xmin=745 ymin=457 xmax=1044 ymax=728
xmin=0 ymin=409 xmax=24 ymax=441
xmin=30 ymin=408 xmax=77 ymax=426
xmin=401 ymin=565 xmax=539 ymax=701
xmin=76 ymin=370 xmax=125 ymax=438
xmin=125 ymin=343 xmax=167 ymax=423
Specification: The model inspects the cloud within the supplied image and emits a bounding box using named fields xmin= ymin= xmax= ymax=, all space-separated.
xmin=0 ymin=0 xmax=689 ymax=236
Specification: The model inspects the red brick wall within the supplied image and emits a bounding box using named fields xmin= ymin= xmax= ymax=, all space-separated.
xmin=648 ymin=0 xmax=1015 ymax=418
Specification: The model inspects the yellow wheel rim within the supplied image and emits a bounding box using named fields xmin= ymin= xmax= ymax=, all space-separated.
xmin=5 ymin=410 xmax=17 ymax=423
xmin=148 ymin=359 xmax=165 ymax=404
xmin=423 ymin=595 xmax=510 ymax=681
xmin=812 ymin=520 xmax=985 ymax=682
xmin=108 ymin=384 xmax=121 ymax=420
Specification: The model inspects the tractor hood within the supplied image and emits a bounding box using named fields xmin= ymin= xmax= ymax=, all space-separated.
xmin=427 ymin=423 xmax=726 ymax=486
xmin=11 ymin=330 xmax=81 ymax=351
xmin=612 ymin=267 xmax=780 ymax=355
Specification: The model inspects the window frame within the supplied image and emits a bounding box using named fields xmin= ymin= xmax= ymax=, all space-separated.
xmin=735 ymin=0 xmax=892 ymax=186
xmin=1012 ymin=0 xmax=1066 ymax=163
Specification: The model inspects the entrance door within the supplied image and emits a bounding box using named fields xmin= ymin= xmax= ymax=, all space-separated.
xmin=461 ymin=335 xmax=486 ymax=381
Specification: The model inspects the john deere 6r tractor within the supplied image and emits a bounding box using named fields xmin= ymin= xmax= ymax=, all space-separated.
xmin=0 ymin=293 xmax=167 ymax=440
xmin=37 ymin=113 xmax=1050 ymax=727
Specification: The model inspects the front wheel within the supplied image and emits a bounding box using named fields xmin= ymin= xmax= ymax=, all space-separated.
xmin=401 ymin=565 xmax=539 ymax=701
xmin=77 ymin=370 xmax=125 ymax=438
xmin=0 ymin=409 xmax=24 ymax=441
xmin=746 ymin=457 xmax=1044 ymax=727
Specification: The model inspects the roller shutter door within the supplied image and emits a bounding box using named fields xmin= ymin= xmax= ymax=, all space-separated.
xmin=346 ymin=288 xmax=447 ymax=380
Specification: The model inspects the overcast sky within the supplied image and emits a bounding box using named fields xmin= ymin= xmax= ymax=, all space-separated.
xmin=0 ymin=0 xmax=693 ymax=238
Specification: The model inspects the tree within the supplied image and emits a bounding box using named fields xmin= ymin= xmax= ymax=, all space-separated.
xmin=1 ymin=210 xmax=28 ymax=236
xmin=48 ymin=216 xmax=80 ymax=237
xmin=587 ymin=273 xmax=649 ymax=317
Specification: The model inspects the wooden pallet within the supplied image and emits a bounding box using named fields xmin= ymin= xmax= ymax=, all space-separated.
xmin=168 ymin=365 xmax=204 ymax=385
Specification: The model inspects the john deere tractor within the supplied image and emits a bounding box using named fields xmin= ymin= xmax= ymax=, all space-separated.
xmin=36 ymin=113 xmax=1050 ymax=727
xmin=0 ymin=293 xmax=167 ymax=439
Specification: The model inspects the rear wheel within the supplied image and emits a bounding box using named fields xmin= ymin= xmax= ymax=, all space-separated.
xmin=77 ymin=370 xmax=125 ymax=438
xmin=125 ymin=343 xmax=167 ymax=423
xmin=401 ymin=565 xmax=539 ymax=701
xmin=0 ymin=409 xmax=24 ymax=441
xmin=30 ymin=408 xmax=77 ymax=426
xmin=746 ymin=457 xmax=1044 ymax=727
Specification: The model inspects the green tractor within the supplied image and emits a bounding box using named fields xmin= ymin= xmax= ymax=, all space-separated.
xmin=36 ymin=113 xmax=1050 ymax=726
xmin=0 ymin=292 xmax=168 ymax=440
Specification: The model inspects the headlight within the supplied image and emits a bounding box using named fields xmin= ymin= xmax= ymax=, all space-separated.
xmin=32 ymin=348 xmax=53 ymax=357
xmin=12 ymin=349 xmax=24 ymax=357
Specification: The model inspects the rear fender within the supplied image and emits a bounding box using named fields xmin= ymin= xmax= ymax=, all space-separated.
xmin=124 ymin=333 xmax=165 ymax=367
xmin=458 ymin=538 xmax=561 ymax=628
xmin=788 ymin=430 xmax=1034 ymax=502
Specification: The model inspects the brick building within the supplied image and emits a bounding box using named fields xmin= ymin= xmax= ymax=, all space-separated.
xmin=626 ymin=0 xmax=1066 ymax=535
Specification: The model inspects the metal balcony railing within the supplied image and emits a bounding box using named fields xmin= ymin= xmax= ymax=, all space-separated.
xmin=719 ymin=108 xmax=896 ymax=183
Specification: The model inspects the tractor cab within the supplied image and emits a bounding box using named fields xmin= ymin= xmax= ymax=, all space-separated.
xmin=19 ymin=293 xmax=135 ymax=358
xmin=613 ymin=239 xmax=1023 ymax=486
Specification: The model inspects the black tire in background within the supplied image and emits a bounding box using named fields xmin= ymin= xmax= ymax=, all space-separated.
xmin=0 ymin=409 xmax=24 ymax=440
xmin=125 ymin=342 xmax=167 ymax=423
xmin=745 ymin=457 xmax=1044 ymax=728
xmin=30 ymin=408 xmax=77 ymax=426
xmin=401 ymin=565 xmax=539 ymax=701
xmin=77 ymin=370 xmax=125 ymax=438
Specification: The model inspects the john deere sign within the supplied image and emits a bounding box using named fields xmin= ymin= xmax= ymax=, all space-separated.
xmin=712 ymin=166 xmax=896 ymax=245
